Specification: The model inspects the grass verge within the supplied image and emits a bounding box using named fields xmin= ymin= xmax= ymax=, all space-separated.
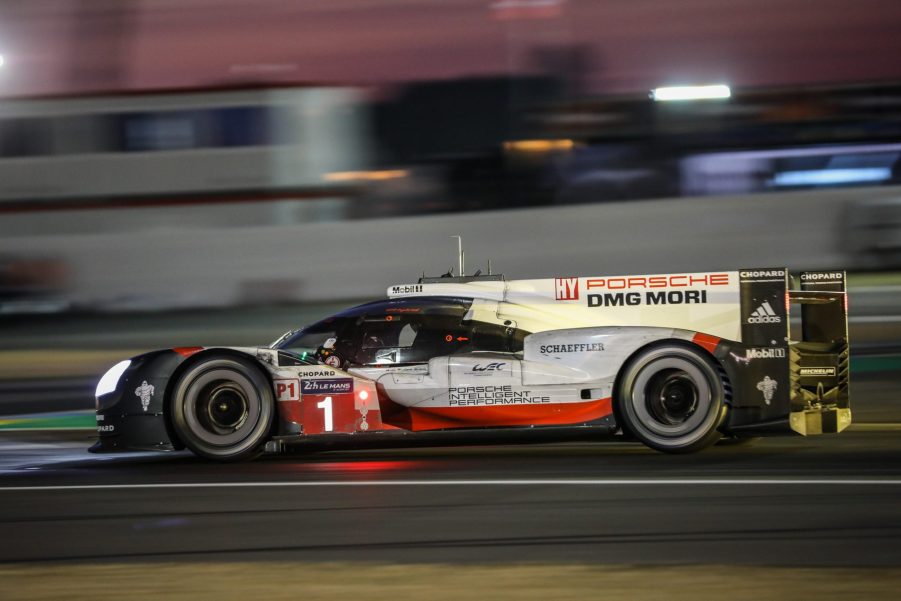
xmin=1 ymin=563 xmax=899 ymax=601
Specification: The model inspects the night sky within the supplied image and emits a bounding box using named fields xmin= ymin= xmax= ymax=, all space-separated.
xmin=1 ymin=0 xmax=901 ymax=97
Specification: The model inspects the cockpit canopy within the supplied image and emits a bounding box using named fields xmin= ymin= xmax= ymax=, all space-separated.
xmin=273 ymin=297 xmax=525 ymax=367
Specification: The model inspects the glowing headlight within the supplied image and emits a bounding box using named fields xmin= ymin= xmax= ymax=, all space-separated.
xmin=96 ymin=360 xmax=131 ymax=397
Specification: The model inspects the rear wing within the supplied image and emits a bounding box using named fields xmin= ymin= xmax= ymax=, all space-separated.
xmin=740 ymin=269 xmax=851 ymax=435
xmin=791 ymin=271 xmax=851 ymax=435
xmin=738 ymin=269 xmax=850 ymax=435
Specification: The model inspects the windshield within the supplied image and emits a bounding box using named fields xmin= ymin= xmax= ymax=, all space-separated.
xmin=271 ymin=297 xmax=477 ymax=365
xmin=272 ymin=316 xmax=355 ymax=356
xmin=270 ymin=329 xmax=297 ymax=348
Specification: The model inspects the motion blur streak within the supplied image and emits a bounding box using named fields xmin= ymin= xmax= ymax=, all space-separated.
xmin=0 ymin=0 xmax=900 ymax=597
xmin=3 ymin=478 xmax=901 ymax=491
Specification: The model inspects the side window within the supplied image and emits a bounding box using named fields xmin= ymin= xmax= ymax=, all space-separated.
xmin=353 ymin=314 xmax=472 ymax=366
xmin=354 ymin=317 xmax=417 ymax=365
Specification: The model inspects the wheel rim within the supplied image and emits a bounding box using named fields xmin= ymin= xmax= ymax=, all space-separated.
xmin=181 ymin=367 xmax=262 ymax=448
xmin=201 ymin=382 xmax=249 ymax=431
xmin=646 ymin=369 xmax=699 ymax=426
xmin=629 ymin=355 xmax=714 ymax=441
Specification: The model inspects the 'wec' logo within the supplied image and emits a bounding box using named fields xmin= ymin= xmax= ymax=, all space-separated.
xmin=472 ymin=362 xmax=506 ymax=372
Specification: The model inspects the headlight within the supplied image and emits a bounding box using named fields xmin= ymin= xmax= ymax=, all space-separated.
xmin=96 ymin=360 xmax=131 ymax=397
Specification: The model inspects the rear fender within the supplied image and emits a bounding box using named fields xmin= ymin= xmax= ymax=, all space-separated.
xmin=608 ymin=334 xmax=732 ymax=435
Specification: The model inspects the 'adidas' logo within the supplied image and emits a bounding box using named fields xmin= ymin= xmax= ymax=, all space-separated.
xmin=747 ymin=301 xmax=782 ymax=324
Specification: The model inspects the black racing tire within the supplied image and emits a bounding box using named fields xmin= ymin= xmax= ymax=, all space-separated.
xmin=617 ymin=344 xmax=726 ymax=454
xmin=171 ymin=355 xmax=274 ymax=461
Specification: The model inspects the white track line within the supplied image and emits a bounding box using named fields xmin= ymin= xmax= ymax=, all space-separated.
xmin=2 ymin=479 xmax=901 ymax=492
xmin=850 ymin=315 xmax=901 ymax=323
xmin=850 ymin=423 xmax=901 ymax=431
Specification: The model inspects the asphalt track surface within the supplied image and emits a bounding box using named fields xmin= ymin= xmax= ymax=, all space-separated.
xmin=0 ymin=301 xmax=898 ymax=570
xmin=1 ymin=426 xmax=900 ymax=567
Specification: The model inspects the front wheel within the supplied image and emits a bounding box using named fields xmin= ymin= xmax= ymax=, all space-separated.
xmin=171 ymin=355 xmax=274 ymax=461
xmin=617 ymin=344 xmax=726 ymax=454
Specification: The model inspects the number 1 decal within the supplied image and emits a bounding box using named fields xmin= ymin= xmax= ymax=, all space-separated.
xmin=317 ymin=396 xmax=333 ymax=432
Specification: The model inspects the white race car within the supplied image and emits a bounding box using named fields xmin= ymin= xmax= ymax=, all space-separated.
xmin=92 ymin=268 xmax=850 ymax=460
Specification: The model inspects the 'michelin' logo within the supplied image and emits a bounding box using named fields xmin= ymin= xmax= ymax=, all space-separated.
xmin=555 ymin=277 xmax=579 ymax=301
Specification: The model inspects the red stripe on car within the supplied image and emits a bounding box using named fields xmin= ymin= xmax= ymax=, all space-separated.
xmin=379 ymin=397 xmax=613 ymax=431
xmin=692 ymin=333 xmax=720 ymax=354
xmin=173 ymin=347 xmax=203 ymax=357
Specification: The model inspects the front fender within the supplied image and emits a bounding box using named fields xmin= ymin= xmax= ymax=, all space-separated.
xmin=90 ymin=349 xmax=190 ymax=453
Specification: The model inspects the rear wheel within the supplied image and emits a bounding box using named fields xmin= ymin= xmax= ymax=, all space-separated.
xmin=171 ymin=356 xmax=274 ymax=461
xmin=617 ymin=344 xmax=726 ymax=453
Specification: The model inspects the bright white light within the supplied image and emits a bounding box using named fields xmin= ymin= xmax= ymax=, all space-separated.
xmin=772 ymin=168 xmax=892 ymax=187
xmin=651 ymin=84 xmax=731 ymax=102
xmin=0 ymin=55 xmax=5 ymax=68
xmin=96 ymin=360 xmax=131 ymax=397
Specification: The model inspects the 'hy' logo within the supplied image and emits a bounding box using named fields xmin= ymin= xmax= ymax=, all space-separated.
xmin=555 ymin=277 xmax=579 ymax=301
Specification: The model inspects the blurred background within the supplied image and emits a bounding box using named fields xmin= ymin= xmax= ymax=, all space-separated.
xmin=1 ymin=0 xmax=901 ymax=400
xmin=3 ymin=4 xmax=901 ymax=597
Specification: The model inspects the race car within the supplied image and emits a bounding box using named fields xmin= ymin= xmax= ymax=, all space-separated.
xmin=91 ymin=268 xmax=850 ymax=461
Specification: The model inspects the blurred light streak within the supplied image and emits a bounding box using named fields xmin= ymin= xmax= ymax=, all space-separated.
xmin=323 ymin=170 xmax=408 ymax=182
xmin=491 ymin=0 xmax=564 ymax=20
xmin=651 ymin=84 xmax=732 ymax=101
xmin=0 ymin=54 xmax=5 ymax=68
xmin=771 ymin=167 xmax=892 ymax=186
xmin=302 ymin=460 xmax=422 ymax=473
xmin=503 ymin=139 xmax=574 ymax=152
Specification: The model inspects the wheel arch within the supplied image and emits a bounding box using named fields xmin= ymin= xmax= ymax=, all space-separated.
xmin=163 ymin=347 xmax=275 ymax=451
xmin=611 ymin=337 xmax=732 ymax=437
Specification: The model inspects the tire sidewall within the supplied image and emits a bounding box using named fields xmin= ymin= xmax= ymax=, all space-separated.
xmin=172 ymin=356 xmax=273 ymax=461
xmin=618 ymin=344 xmax=725 ymax=453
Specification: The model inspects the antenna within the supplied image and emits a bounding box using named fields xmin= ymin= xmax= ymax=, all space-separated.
xmin=488 ymin=259 xmax=492 ymax=275
xmin=450 ymin=235 xmax=464 ymax=277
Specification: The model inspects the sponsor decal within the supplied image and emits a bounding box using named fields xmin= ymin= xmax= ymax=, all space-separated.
xmin=275 ymin=378 xmax=301 ymax=401
xmin=585 ymin=273 xmax=730 ymax=290
xmin=756 ymin=376 xmax=778 ymax=405
xmin=555 ymin=277 xmax=580 ymax=301
xmin=740 ymin=270 xmax=786 ymax=280
xmin=299 ymin=369 xmax=336 ymax=377
xmin=301 ymin=378 xmax=354 ymax=395
xmin=587 ymin=290 xmax=708 ymax=307
xmin=324 ymin=355 xmax=342 ymax=368
xmin=134 ymin=380 xmax=155 ymax=412
xmin=356 ymin=388 xmax=373 ymax=432
xmin=390 ymin=284 xmax=423 ymax=295
xmin=448 ymin=385 xmax=551 ymax=406
xmin=540 ymin=342 xmax=605 ymax=354
xmin=801 ymin=272 xmax=843 ymax=282
xmin=730 ymin=347 xmax=787 ymax=364
xmin=799 ymin=367 xmax=837 ymax=377
xmin=98 ymin=424 xmax=115 ymax=432
xmin=471 ymin=362 xmax=506 ymax=373
xmin=391 ymin=365 xmax=428 ymax=373
xmin=747 ymin=301 xmax=782 ymax=324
